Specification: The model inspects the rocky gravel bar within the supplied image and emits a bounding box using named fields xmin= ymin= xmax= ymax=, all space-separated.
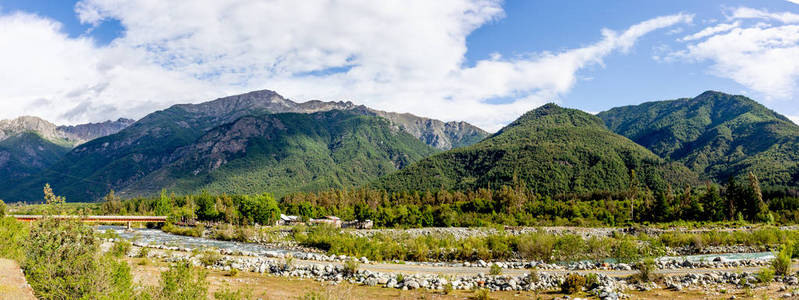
xmin=117 ymin=242 xmax=799 ymax=300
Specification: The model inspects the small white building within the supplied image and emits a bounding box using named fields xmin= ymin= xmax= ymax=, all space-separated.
xmin=276 ymin=214 xmax=302 ymax=226
xmin=309 ymin=216 xmax=342 ymax=228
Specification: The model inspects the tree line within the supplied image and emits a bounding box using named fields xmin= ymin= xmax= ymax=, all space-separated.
xmin=106 ymin=171 xmax=799 ymax=227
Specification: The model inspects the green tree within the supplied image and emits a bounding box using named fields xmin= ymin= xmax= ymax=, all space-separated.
xmin=101 ymin=190 xmax=123 ymax=215
xmin=240 ymin=194 xmax=281 ymax=225
xmin=43 ymin=183 xmax=65 ymax=214
xmin=155 ymin=189 xmax=172 ymax=216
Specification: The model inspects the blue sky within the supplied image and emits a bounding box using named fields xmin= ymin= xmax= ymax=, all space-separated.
xmin=1 ymin=0 xmax=799 ymax=131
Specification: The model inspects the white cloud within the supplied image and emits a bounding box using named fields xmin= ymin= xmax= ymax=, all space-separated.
xmin=0 ymin=1 xmax=691 ymax=131
xmin=672 ymin=7 xmax=799 ymax=100
xmin=680 ymin=21 xmax=739 ymax=41
xmin=730 ymin=7 xmax=799 ymax=23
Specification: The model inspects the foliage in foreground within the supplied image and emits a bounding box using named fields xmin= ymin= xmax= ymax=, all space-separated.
xmin=159 ymin=261 xmax=209 ymax=300
xmin=0 ymin=216 xmax=28 ymax=261
xmin=24 ymin=218 xmax=135 ymax=299
xmin=772 ymin=241 xmax=793 ymax=276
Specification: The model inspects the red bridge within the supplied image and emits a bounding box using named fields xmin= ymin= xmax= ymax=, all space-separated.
xmin=12 ymin=215 xmax=167 ymax=229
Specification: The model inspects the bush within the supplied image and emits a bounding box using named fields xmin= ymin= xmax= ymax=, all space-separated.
xmin=227 ymin=268 xmax=239 ymax=277
xmin=489 ymin=263 xmax=502 ymax=275
xmin=561 ymin=273 xmax=586 ymax=294
xmin=162 ymin=223 xmax=203 ymax=237
xmin=443 ymin=282 xmax=454 ymax=294
xmin=756 ymin=268 xmax=774 ymax=284
xmin=528 ymin=269 xmax=540 ymax=284
xmin=772 ymin=241 xmax=793 ymax=276
xmin=633 ymin=258 xmax=657 ymax=282
xmin=137 ymin=247 xmax=150 ymax=258
xmin=110 ymin=240 xmax=132 ymax=257
xmin=214 ymin=285 xmax=253 ymax=300
xmin=0 ymin=217 xmax=28 ymax=261
xmin=585 ymin=273 xmax=599 ymax=289
xmin=24 ymin=218 xmax=137 ymax=299
xmin=199 ymin=250 xmax=223 ymax=267
xmin=343 ymin=260 xmax=360 ymax=276
xmin=0 ymin=199 xmax=6 ymax=217
xmin=612 ymin=238 xmax=641 ymax=264
xmin=24 ymin=218 xmax=100 ymax=299
xmin=518 ymin=233 xmax=555 ymax=261
xmin=470 ymin=288 xmax=493 ymax=300
xmin=159 ymin=261 xmax=208 ymax=300
xmin=298 ymin=291 xmax=333 ymax=300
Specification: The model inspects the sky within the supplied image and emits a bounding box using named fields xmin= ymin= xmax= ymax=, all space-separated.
xmin=1 ymin=0 xmax=799 ymax=131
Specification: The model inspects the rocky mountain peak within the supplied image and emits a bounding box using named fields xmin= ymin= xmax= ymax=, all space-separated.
xmin=0 ymin=116 xmax=65 ymax=143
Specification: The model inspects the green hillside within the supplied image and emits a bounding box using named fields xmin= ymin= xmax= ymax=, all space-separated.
xmin=598 ymin=91 xmax=799 ymax=187
xmin=0 ymin=132 xmax=71 ymax=179
xmin=120 ymin=110 xmax=438 ymax=198
xmin=376 ymin=103 xmax=697 ymax=194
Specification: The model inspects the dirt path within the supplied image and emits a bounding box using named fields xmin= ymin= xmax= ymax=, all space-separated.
xmin=0 ymin=259 xmax=36 ymax=300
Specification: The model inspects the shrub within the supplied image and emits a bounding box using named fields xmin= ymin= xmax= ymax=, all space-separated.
xmin=633 ymin=258 xmax=657 ymax=283
xmin=137 ymin=247 xmax=150 ymax=258
xmin=772 ymin=241 xmax=793 ymax=276
xmin=518 ymin=233 xmax=555 ymax=261
xmin=227 ymin=268 xmax=239 ymax=277
xmin=0 ymin=199 xmax=6 ymax=217
xmin=561 ymin=273 xmax=586 ymax=294
xmin=199 ymin=250 xmax=223 ymax=267
xmin=585 ymin=273 xmax=599 ymax=289
xmin=214 ymin=285 xmax=253 ymax=300
xmin=24 ymin=218 xmax=100 ymax=299
xmin=489 ymin=263 xmax=502 ymax=275
xmin=470 ymin=288 xmax=493 ymax=300
xmin=110 ymin=240 xmax=132 ymax=257
xmin=284 ymin=254 xmax=295 ymax=271
xmin=756 ymin=268 xmax=774 ymax=284
xmin=298 ymin=291 xmax=333 ymax=300
xmin=162 ymin=223 xmax=203 ymax=238
xmin=612 ymin=238 xmax=641 ymax=264
xmin=528 ymin=269 xmax=540 ymax=284
xmin=159 ymin=261 xmax=208 ymax=300
xmin=343 ymin=259 xmax=360 ymax=276
xmin=0 ymin=217 xmax=28 ymax=261
xmin=443 ymin=282 xmax=454 ymax=294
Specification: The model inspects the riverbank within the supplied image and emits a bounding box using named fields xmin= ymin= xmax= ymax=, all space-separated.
xmin=116 ymin=241 xmax=799 ymax=299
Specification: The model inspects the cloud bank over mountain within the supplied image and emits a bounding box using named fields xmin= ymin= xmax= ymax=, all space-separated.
xmin=0 ymin=0 xmax=692 ymax=131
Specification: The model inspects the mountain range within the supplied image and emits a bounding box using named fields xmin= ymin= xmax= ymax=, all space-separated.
xmin=1 ymin=89 xmax=797 ymax=202
xmin=376 ymin=103 xmax=698 ymax=194
xmin=0 ymin=90 xmax=486 ymax=202
xmin=0 ymin=117 xmax=133 ymax=179
xmin=598 ymin=91 xmax=799 ymax=189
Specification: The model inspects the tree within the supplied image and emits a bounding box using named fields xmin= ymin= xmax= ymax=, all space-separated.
xmin=155 ymin=189 xmax=172 ymax=216
xmin=628 ymin=169 xmax=639 ymax=222
xmin=0 ymin=199 xmax=6 ymax=217
xmin=101 ymin=190 xmax=123 ymax=215
xmin=699 ymin=183 xmax=725 ymax=221
xmin=240 ymin=194 xmax=280 ymax=225
xmin=749 ymin=172 xmax=772 ymax=223
xmin=43 ymin=183 xmax=65 ymax=206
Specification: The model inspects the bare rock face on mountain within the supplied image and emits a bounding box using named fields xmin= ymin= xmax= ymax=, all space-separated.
xmin=172 ymin=89 xmax=488 ymax=149
xmin=0 ymin=116 xmax=134 ymax=182
xmin=57 ymin=118 xmax=135 ymax=144
xmin=0 ymin=116 xmax=135 ymax=146
xmin=0 ymin=116 xmax=74 ymax=145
